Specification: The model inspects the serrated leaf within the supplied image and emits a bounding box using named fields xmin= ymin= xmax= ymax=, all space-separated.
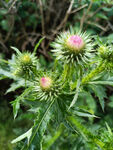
xmin=6 ymin=80 xmax=25 ymax=93
xmin=10 ymin=87 xmax=32 ymax=119
xmin=33 ymin=37 xmax=45 ymax=54
xmin=0 ymin=69 xmax=13 ymax=79
xmin=11 ymin=46 xmax=21 ymax=55
xmin=88 ymin=81 xmax=113 ymax=86
xmin=11 ymin=128 xmax=32 ymax=144
xmin=11 ymin=99 xmax=20 ymax=119
xmin=74 ymin=111 xmax=98 ymax=118
xmin=27 ymin=100 xmax=54 ymax=150
xmin=67 ymin=116 xmax=105 ymax=148
xmin=105 ymin=122 xmax=112 ymax=136
xmin=84 ymin=91 xmax=96 ymax=112
xmin=89 ymin=85 xmax=107 ymax=111
xmin=43 ymin=123 xmax=65 ymax=150
xmin=69 ymin=78 xmax=81 ymax=109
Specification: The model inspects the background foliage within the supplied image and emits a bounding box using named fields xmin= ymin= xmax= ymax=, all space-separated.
xmin=0 ymin=0 xmax=113 ymax=150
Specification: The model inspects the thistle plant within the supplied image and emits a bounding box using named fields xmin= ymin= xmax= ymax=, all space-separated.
xmin=1 ymin=28 xmax=113 ymax=150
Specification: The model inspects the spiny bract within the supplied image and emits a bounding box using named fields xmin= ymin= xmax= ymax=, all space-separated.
xmin=98 ymin=45 xmax=113 ymax=71
xmin=33 ymin=73 xmax=63 ymax=102
xmin=51 ymin=29 xmax=94 ymax=66
xmin=11 ymin=50 xmax=38 ymax=78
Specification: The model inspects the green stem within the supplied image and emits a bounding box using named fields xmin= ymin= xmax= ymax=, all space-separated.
xmin=53 ymin=59 xmax=58 ymax=71
xmin=71 ymin=63 xmax=105 ymax=90
xmin=62 ymin=64 xmax=69 ymax=81
xmin=25 ymin=78 xmax=27 ymax=88
xmin=62 ymin=64 xmax=74 ymax=82
xmin=43 ymin=123 xmax=64 ymax=150
xmin=33 ymin=37 xmax=45 ymax=54
xmin=71 ymin=65 xmax=82 ymax=90
xmin=82 ymin=63 xmax=105 ymax=85
xmin=30 ymin=67 xmax=40 ymax=78
xmin=0 ymin=59 xmax=9 ymax=64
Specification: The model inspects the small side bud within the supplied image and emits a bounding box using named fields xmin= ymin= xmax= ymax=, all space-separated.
xmin=98 ymin=45 xmax=109 ymax=59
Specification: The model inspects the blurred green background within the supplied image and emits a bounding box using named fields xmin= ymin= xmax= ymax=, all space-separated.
xmin=0 ymin=0 xmax=113 ymax=149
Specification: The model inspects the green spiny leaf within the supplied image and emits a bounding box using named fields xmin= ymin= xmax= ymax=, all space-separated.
xmin=11 ymin=46 xmax=21 ymax=55
xmin=11 ymin=128 xmax=32 ymax=144
xmin=68 ymin=78 xmax=81 ymax=109
xmin=33 ymin=37 xmax=45 ymax=54
xmin=10 ymin=87 xmax=32 ymax=119
xmin=89 ymin=85 xmax=106 ymax=111
xmin=27 ymin=99 xmax=55 ymax=150
xmin=43 ymin=123 xmax=65 ymax=150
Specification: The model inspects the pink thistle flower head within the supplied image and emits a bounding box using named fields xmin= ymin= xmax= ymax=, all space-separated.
xmin=40 ymin=77 xmax=52 ymax=90
xmin=66 ymin=35 xmax=85 ymax=53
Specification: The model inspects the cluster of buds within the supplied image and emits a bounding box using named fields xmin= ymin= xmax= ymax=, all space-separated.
xmin=11 ymin=28 xmax=113 ymax=102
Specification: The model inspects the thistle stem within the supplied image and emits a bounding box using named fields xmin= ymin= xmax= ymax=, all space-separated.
xmin=62 ymin=64 xmax=69 ymax=81
xmin=30 ymin=68 xmax=40 ymax=78
xmin=43 ymin=123 xmax=65 ymax=150
xmin=82 ymin=63 xmax=105 ymax=85
xmin=33 ymin=37 xmax=45 ymax=54
xmin=71 ymin=63 xmax=105 ymax=90
xmin=62 ymin=64 xmax=74 ymax=82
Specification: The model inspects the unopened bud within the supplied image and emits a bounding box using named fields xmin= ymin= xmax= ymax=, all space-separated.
xmin=66 ymin=35 xmax=85 ymax=53
xmin=40 ymin=77 xmax=52 ymax=90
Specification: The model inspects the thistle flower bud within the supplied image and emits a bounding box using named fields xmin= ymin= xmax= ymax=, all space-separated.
xmin=10 ymin=46 xmax=40 ymax=79
xmin=40 ymin=77 xmax=52 ymax=90
xmin=51 ymin=29 xmax=94 ymax=66
xmin=98 ymin=45 xmax=113 ymax=71
xmin=98 ymin=45 xmax=109 ymax=59
xmin=66 ymin=35 xmax=85 ymax=53
xmin=98 ymin=45 xmax=113 ymax=60
xmin=33 ymin=72 xmax=63 ymax=101
xmin=11 ymin=50 xmax=38 ymax=78
xmin=19 ymin=52 xmax=37 ymax=68
xmin=21 ymin=54 xmax=32 ymax=65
